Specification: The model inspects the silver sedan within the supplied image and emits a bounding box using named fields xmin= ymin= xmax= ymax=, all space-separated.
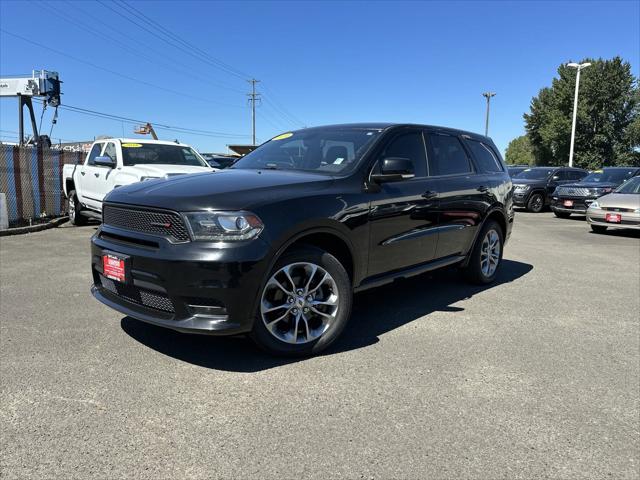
xmin=586 ymin=176 xmax=640 ymax=233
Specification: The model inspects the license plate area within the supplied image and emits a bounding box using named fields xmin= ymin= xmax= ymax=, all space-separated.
xmin=563 ymin=200 xmax=574 ymax=207
xmin=605 ymin=213 xmax=622 ymax=223
xmin=102 ymin=252 xmax=129 ymax=283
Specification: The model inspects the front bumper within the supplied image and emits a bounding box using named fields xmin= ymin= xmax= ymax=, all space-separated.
xmin=551 ymin=195 xmax=596 ymax=214
xmin=586 ymin=210 xmax=640 ymax=230
xmin=91 ymin=224 xmax=272 ymax=335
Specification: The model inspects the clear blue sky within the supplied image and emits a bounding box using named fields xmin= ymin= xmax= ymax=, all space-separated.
xmin=1 ymin=0 xmax=638 ymax=154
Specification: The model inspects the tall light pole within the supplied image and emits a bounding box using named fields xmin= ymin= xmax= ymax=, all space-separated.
xmin=567 ymin=62 xmax=591 ymax=167
xmin=482 ymin=92 xmax=496 ymax=136
xmin=247 ymin=78 xmax=261 ymax=146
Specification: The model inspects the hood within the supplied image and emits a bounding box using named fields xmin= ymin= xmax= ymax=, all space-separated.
xmin=562 ymin=181 xmax=618 ymax=189
xmin=596 ymin=193 xmax=640 ymax=209
xmin=106 ymin=168 xmax=335 ymax=211
xmin=129 ymin=164 xmax=212 ymax=177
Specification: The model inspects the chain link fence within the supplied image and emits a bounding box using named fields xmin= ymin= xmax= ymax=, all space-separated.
xmin=0 ymin=145 xmax=84 ymax=227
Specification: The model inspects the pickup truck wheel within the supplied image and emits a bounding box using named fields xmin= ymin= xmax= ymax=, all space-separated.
xmin=67 ymin=190 xmax=88 ymax=226
xmin=251 ymin=246 xmax=352 ymax=357
xmin=463 ymin=220 xmax=503 ymax=285
xmin=527 ymin=193 xmax=545 ymax=213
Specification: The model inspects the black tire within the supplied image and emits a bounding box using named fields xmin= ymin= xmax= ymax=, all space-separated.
xmin=67 ymin=190 xmax=88 ymax=226
xmin=462 ymin=220 xmax=504 ymax=285
xmin=527 ymin=193 xmax=545 ymax=213
xmin=590 ymin=224 xmax=608 ymax=234
xmin=554 ymin=210 xmax=571 ymax=219
xmin=250 ymin=245 xmax=352 ymax=357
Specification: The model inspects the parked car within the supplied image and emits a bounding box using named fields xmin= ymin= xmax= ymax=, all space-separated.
xmin=507 ymin=165 xmax=529 ymax=177
xmin=90 ymin=123 xmax=514 ymax=356
xmin=586 ymin=175 xmax=640 ymax=233
xmin=551 ymin=167 xmax=640 ymax=218
xmin=512 ymin=166 xmax=588 ymax=212
xmin=63 ymin=138 xmax=213 ymax=225
xmin=202 ymin=154 xmax=238 ymax=169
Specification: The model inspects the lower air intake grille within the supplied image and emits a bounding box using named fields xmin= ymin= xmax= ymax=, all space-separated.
xmin=99 ymin=274 xmax=175 ymax=313
xmin=102 ymin=204 xmax=190 ymax=242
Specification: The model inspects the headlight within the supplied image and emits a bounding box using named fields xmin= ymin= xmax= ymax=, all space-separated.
xmin=589 ymin=201 xmax=600 ymax=209
xmin=140 ymin=176 xmax=162 ymax=182
xmin=184 ymin=211 xmax=263 ymax=241
xmin=514 ymin=184 xmax=530 ymax=192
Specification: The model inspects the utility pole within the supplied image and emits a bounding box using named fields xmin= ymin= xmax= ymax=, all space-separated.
xmin=247 ymin=79 xmax=261 ymax=146
xmin=482 ymin=92 xmax=496 ymax=137
xmin=567 ymin=62 xmax=591 ymax=167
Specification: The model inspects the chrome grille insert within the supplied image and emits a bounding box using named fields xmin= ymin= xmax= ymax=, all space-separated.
xmin=102 ymin=204 xmax=190 ymax=242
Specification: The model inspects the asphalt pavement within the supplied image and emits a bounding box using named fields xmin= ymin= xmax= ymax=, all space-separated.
xmin=1 ymin=212 xmax=639 ymax=479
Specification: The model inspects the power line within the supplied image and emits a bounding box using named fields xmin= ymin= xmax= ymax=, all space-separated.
xmin=261 ymin=84 xmax=306 ymax=127
xmin=0 ymin=29 xmax=244 ymax=109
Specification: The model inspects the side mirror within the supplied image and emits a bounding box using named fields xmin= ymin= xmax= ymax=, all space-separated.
xmin=371 ymin=157 xmax=415 ymax=183
xmin=94 ymin=156 xmax=116 ymax=168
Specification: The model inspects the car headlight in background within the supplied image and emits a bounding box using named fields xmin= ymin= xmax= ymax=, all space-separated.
xmin=514 ymin=184 xmax=530 ymax=192
xmin=588 ymin=201 xmax=600 ymax=209
xmin=184 ymin=211 xmax=263 ymax=241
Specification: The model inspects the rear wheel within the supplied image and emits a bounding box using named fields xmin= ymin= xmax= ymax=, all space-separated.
xmin=251 ymin=246 xmax=352 ymax=357
xmin=590 ymin=224 xmax=608 ymax=234
xmin=527 ymin=193 xmax=545 ymax=213
xmin=554 ymin=210 xmax=571 ymax=219
xmin=67 ymin=190 xmax=88 ymax=226
xmin=462 ymin=220 xmax=504 ymax=285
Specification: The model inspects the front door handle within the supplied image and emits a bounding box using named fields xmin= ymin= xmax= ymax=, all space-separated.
xmin=477 ymin=185 xmax=488 ymax=192
xmin=80 ymin=171 xmax=85 ymax=176
xmin=94 ymin=173 xmax=100 ymax=178
xmin=422 ymin=190 xmax=438 ymax=199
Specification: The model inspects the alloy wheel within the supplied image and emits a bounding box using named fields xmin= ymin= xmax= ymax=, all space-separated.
xmin=260 ymin=262 xmax=339 ymax=344
xmin=480 ymin=229 xmax=501 ymax=277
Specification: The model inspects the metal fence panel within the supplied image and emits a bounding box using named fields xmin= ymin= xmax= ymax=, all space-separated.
xmin=0 ymin=145 xmax=84 ymax=226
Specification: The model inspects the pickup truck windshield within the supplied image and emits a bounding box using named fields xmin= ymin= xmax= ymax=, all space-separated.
xmin=232 ymin=127 xmax=383 ymax=174
xmin=121 ymin=143 xmax=207 ymax=167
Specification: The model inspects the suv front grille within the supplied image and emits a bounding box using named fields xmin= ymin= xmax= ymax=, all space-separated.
xmin=99 ymin=274 xmax=175 ymax=313
xmin=102 ymin=204 xmax=190 ymax=242
xmin=555 ymin=187 xmax=590 ymax=197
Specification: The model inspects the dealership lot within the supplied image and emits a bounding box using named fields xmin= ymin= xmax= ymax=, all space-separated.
xmin=1 ymin=212 xmax=639 ymax=479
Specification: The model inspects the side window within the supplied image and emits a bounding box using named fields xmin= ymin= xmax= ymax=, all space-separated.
xmin=573 ymin=170 xmax=588 ymax=181
xmin=427 ymin=134 xmax=472 ymax=176
xmin=466 ymin=140 xmax=503 ymax=173
xmin=103 ymin=143 xmax=117 ymax=163
xmin=86 ymin=143 xmax=102 ymax=166
xmin=555 ymin=170 xmax=571 ymax=181
xmin=380 ymin=132 xmax=427 ymax=178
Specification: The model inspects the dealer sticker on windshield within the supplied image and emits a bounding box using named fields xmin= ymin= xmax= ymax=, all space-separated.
xmin=121 ymin=143 xmax=142 ymax=148
xmin=271 ymin=132 xmax=293 ymax=141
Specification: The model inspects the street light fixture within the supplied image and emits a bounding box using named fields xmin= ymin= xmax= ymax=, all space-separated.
xmin=482 ymin=92 xmax=496 ymax=136
xmin=567 ymin=62 xmax=591 ymax=167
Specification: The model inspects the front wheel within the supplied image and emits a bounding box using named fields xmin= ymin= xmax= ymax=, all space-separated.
xmin=554 ymin=210 xmax=571 ymax=219
xmin=590 ymin=224 xmax=608 ymax=234
xmin=67 ymin=190 xmax=88 ymax=226
xmin=251 ymin=246 xmax=352 ymax=357
xmin=527 ymin=193 xmax=545 ymax=213
xmin=463 ymin=220 xmax=504 ymax=285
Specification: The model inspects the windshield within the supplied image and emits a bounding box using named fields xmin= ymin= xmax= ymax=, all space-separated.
xmin=581 ymin=169 xmax=637 ymax=184
xmin=121 ymin=143 xmax=208 ymax=167
xmin=614 ymin=176 xmax=640 ymax=194
xmin=232 ymin=127 xmax=384 ymax=174
xmin=514 ymin=168 xmax=554 ymax=180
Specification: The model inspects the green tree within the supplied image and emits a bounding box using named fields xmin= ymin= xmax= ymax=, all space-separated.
xmin=524 ymin=57 xmax=639 ymax=169
xmin=505 ymin=135 xmax=535 ymax=165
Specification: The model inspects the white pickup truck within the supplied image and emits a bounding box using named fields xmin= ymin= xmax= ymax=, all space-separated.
xmin=63 ymin=138 xmax=213 ymax=225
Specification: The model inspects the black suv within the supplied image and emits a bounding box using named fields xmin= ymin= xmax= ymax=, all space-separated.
xmin=551 ymin=167 xmax=640 ymax=218
xmin=91 ymin=124 xmax=514 ymax=356
xmin=512 ymin=166 xmax=588 ymax=212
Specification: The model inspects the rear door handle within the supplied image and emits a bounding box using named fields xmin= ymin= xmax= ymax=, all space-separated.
xmin=477 ymin=186 xmax=488 ymax=192
xmin=80 ymin=171 xmax=85 ymax=176
xmin=422 ymin=190 xmax=438 ymax=199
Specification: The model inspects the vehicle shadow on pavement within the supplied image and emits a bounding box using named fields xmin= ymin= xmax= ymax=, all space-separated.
xmin=120 ymin=259 xmax=532 ymax=372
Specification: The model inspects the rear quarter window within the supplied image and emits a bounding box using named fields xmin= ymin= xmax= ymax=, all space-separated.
xmin=466 ymin=140 xmax=504 ymax=173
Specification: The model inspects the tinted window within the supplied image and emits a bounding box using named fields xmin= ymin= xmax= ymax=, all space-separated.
xmin=86 ymin=143 xmax=102 ymax=166
xmin=427 ymin=134 xmax=472 ymax=176
xmin=581 ymin=169 xmax=638 ymax=184
xmin=554 ymin=170 xmax=571 ymax=181
xmin=516 ymin=168 xmax=555 ymax=180
xmin=103 ymin=143 xmax=117 ymax=162
xmin=121 ymin=143 xmax=207 ymax=167
xmin=467 ymin=140 xmax=503 ymax=173
xmin=380 ymin=132 xmax=427 ymax=177
xmin=570 ymin=170 xmax=587 ymax=181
